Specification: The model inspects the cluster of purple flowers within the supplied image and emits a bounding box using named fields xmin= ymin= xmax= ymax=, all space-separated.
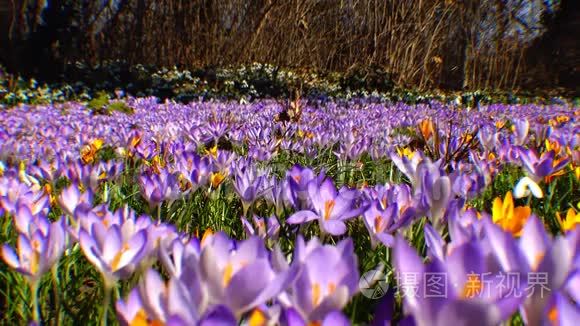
xmin=0 ymin=97 xmax=578 ymax=325
xmin=1 ymin=170 xmax=361 ymax=324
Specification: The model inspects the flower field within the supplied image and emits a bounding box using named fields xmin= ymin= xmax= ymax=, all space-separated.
xmin=0 ymin=97 xmax=579 ymax=325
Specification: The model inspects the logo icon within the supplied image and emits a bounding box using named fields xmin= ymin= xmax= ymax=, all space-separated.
xmin=359 ymin=265 xmax=389 ymax=299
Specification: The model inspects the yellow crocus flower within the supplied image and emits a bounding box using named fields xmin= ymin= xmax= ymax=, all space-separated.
xmin=556 ymin=208 xmax=580 ymax=233
xmin=492 ymin=192 xmax=531 ymax=237
xmin=80 ymin=138 xmax=105 ymax=164
xmin=397 ymin=146 xmax=415 ymax=159
xmin=210 ymin=172 xmax=226 ymax=188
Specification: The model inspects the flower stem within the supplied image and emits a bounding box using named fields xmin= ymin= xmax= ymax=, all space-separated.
xmin=51 ymin=267 xmax=60 ymax=326
xmin=30 ymin=281 xmax=40 ymax=323
xmin=100 ymin=280 xmax=113 ymax=326
xmin=320 ymin=232 xmax=328 ymax=244
xmin=157 ymin=204 xmax=162 ymax=223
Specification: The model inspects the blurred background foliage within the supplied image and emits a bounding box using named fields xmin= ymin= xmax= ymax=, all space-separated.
xmin=0 ymin=0 xmax=578 ymax=96
xmin=1 ymin=62 xmax=576 ymax=106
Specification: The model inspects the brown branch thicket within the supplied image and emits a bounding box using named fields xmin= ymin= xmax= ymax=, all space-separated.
xmin=3 ymin=0 xmax=550 ymax=91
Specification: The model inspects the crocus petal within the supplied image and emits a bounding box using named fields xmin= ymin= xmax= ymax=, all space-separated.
xmin=102 ymin=226 xmax=123 ymax=261
xmin=536 ymin=237 xmax=573 ymax=291
xmin=58 ymin=184 xmax=80 ymax=215
xmin=232 ymin=236 xmax=264 ymax=266
xmin=394 ymin=235 xmax=424 ymax=310
xmin=167 ymin=279 xmax=198 ymax=324
xmin=283 ymin=308 xmax=307 ymax=326
xmin=552 ymin=293 xmax=580 ymax=326
xmin=523 ymin=237 xmax=573 ymax=325
xmin=115 ymin=288 xmax=144 ymax=326
xmin=165 ymin=315 xmax=189 ymax=326
xmin=226 ymin=260 xmax=272 ymax=314
xmin=565 ymin=271 xmax=580 ymax=303
xmin=241 ymin=217 xmax=255 ymax=238
xmin=79 ymin=229 xmax=107 ymax=273
xmin=371 ymin=289 xmax=395 ymax=326
xmin=316 ymin=179 xmax=337 ymax=203
xmin=482 ymin=218 xmax=528 ymax=272
xmin=436 ymin=300 xmax=502 ymax=326
xmin=320 ymin=220 xmax=347 ymax=236
xmin=424 ymin=223 xmax=445 ymax=262
xmin=375 ymin=233 xmax=395 ymax=247
xmin=519 ymin=215 xmax=549 ymax=271
xmin=200 ymin=245 xmax=227 ymax=300
xmin=248 ymin=263 xmax=300 ymax=313
xmin=1 ymin=245 xmax=20 ymax=269
xmin=14 ymin=205 xmax=34 ymax=234
xmin=199 ymin=305 xmax=237 ymax=326
xmin=309 ymin=286 xmax=349 ymax=321
xmin=430 ymin=176 xmax=451 ymax=225
xmin=139 ymin=269 xmax=167 ymax=322
xmin=535 ymin=158 xmax=554 ymax=178
xmin=113 ymin=230 xmax=147 ymax=272
xmin=287 ymin=211 xmax=319 ymax=224
xmin=322 ymin=311 xmax=350 ymax=326
xmin=46 ymin=218 xmax=66 ymax=266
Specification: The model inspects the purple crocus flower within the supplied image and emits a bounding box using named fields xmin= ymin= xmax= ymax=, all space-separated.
xmin=88 ymin=160 xmax=124 ymax=190
xmin=264 ymin=177 xmax=291 ymax=217
xmin=117 ymin=270 xmax=238 ymax=326
xmin=157 ymin=238 xmax=207 ymax=321
xmin=545 ymin=293 xmax=580 ymax=326
xmin=210 ymin=150 xmax=237 ymax=176
xmin=11 ymin=204 xmax=49 ymax=236
xmin=469 ymin=151 xmax=497 ymax=187
xmin=67 ymin=202 xmax=123 ymax=242
xmin=64 ymin=159 xmax=95 ymax=187
xmin=362 ymin=183 xmax=414 ymax=212
xmin=414 ymin=161 xmax=452 ymax=229
xmin=394 ymin=234 xmax=523 ymax=326
xmin=159 ymin=237 xmax=201 ymax=280
xmin=57 ymin=183 xmax=94 ymax=216
xmin=117 ymin=212 xmax=179 ymax=267
xmin=287 ymin=178 xmax=362 ymax=236
xmin=79 ymin=222 xmax=148 ymax=286
xmin=200 ymin=233 xmax=296 ymax=317
xmin=511 ymin=119 xmax=530 ymax=146
xmin=389 ymin=150 xmax=425 ymax=186
xmin=496 ymin=139 xmax=521 ymax=163
xmin=278 ymin=236 xmax=359 ymax=323
xmin=233 ymin=161 xmax=268 ymax=215
xmin=362 ymin=200 xmax=415 ymax=248
xmin=518 ymin=148 xmax=569 ymax=183
xmin=116 ymin=288 xmax=149 ymax=326
xmin=484 ymin=216 xmax=575 ymax=325
xmin=286 ymin=165 xmax=325 ymax=210
xmin=241 ymin=215 xmax=280 ymax=243
xmin=29 ymin=160 xmax=61 ymax=183
xmin=138 ymin=170 xmax=182 ymax=210
xmin=449 ymin=171 xmax=486 ymax=200
xmin=335 ymin=130 xmax=368 ymax=161
xmin=282 ymin=308 xmax=350 ymax=326
xmin=371 ymin=288 xmax=404 ymax=326
xmin=0 ymin=175 xmax=45 ymax=216
xmin=137 ymin=269 xmax=199 ymax=325
xmin=172 ymin=151 xmax=212 ymax=194
xmin=477 ymin=126 xmax=498 ymax=152
xmin=134 ymin=138 xmax=157 ymax=161
xmin=444 ymin=200 xmax=486 ymax=250
xmin=1 ymin=216 xmax=66 ymax=285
